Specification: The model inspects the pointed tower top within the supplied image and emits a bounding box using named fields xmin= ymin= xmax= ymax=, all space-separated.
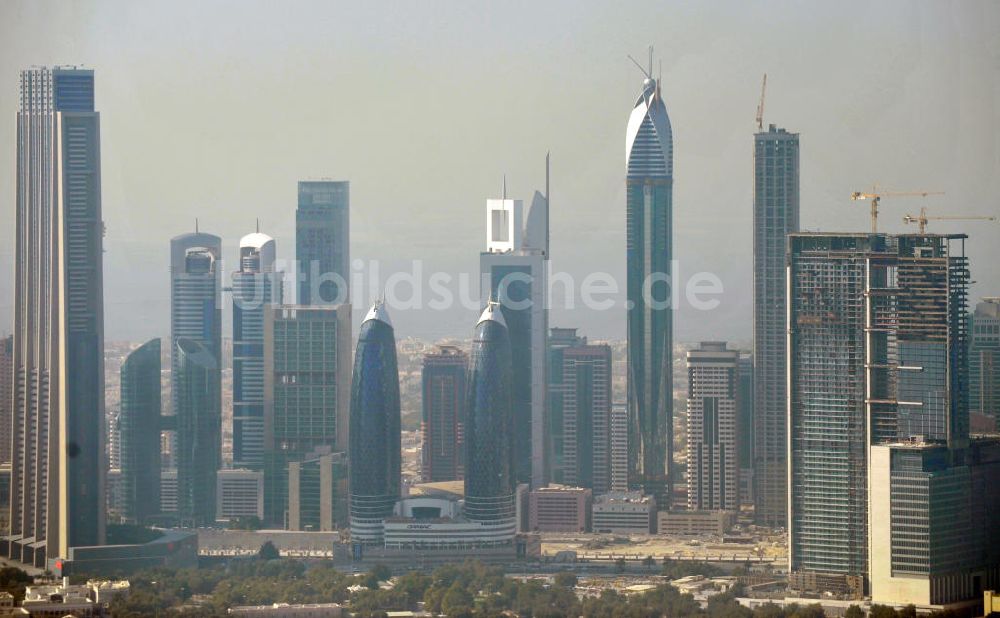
xmin=502 ymin=175 xmax=507 ymax=200
xmin=477 ymin=300 xmax=507 ymax=328
xmin=363 ymin=299 xmax=392 ymax=327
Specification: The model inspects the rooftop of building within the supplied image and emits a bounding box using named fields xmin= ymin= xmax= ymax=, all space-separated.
xmin=593 ymin=491 xmax=653 ymax=505
xmin=408 ymin=480 xmax=464 ymax=500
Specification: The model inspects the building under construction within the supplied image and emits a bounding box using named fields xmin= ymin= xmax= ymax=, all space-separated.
xmin=786 ymin=233 xmax=970 ymax=589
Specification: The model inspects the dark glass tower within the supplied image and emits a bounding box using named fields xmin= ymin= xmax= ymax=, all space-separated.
xmin=349 ymin=302 xmax=401 ymax=545
xmin=464 ymin=303 xmax=516 ymax=529
xmin=297 ymin=181 xmax=350 ymax=305
xmin=119 ymin=339 xmax=163 ymax=524
xmin=8 ymin=67 xmax=105 ymax=567
xmin=625 ymin=61 xmax=673 ymax=507
xmin=175 ymin=338 xmax=221 ymax=527
xmin=421 ymin=346 xmax=468 ymax=482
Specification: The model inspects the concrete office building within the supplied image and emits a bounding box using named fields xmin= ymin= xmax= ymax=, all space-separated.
xmin=217 ymin=469 xmax=265 ymax=522
xmin=297 ymin=180 xmax=350 ymax=306
xmin=658 ymin=510 xmax=735 ymax=536
xmin=685 ymin=342 xmax=739 ymax=512
xmin=119 ymin=339 xmax=164 ymax=524
xmin=288 ymin=449 xmax=346 ymax=532
xmin=592 ymin=491 xmax=655 ymax=534
xmin=788 ymin=233 xmax=970 ymax=586
xmin=263 ymin=304 xmax=351 ymax=526
xmin=528 ymin=486 xmax=592 ymax=533
xmin=480 ymin=175 xmax=549 ymax=488
xmin=610 ymin=402 xmax=629 ymax=493
xmin=175 ymin=338 xmax=221 ymax=526
xmin=421 ymin=346 xmax=468 ymax=482
xmin=548 ymin=329 xmax=612 ymax=495
xmin=753 ymin=123 xmax=799 ymax=528
xmin=970 ymin=299 xmax=1000 ymax=420
xmin=5 ymin=67 xmax=106 ymax=568
xmin=625 ymin=56 xmax=674 ymax=507
xmin=233 ymin=232 xmax=282 ymax=469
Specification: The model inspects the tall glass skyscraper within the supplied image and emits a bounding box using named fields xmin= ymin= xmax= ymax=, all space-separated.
xmin=421 ymin=346 xmax=468 ymax=482
xmin=349 ymin=301 xmax=401 ymax=545
xmin=297 ymin=181 xmax=350 ymax=305
xmin=6 ymin=67 xmax=105 ymax=568
xmin=752 ymin=123 xmax=799 ymax=527
xmin=969 ymin=299 xmax=1000 ymax=420
xmin=625 ymin=62 xmax=673 ymax=507
xmin=464 ymin=303 xmax=516 ymax=536
xmin=175 ymin=338 xmax=221 ymax=526
xmin=119 ymin=339 xmax=163 ymax=524
xmin=232 ymin=232 xmax=281 ymax=469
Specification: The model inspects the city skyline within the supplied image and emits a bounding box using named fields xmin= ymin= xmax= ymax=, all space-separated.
xmin=2 ymin=2 xmax=997 ymax=343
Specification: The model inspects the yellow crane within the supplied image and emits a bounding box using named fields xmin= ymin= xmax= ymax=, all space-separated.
xmin=902 ymin=207 xmax=996 ymax=234
xmin=849 ymin=186 xmax=944 ymax=233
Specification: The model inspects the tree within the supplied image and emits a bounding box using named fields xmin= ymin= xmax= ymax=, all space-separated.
xmin=554 ymin=571 xmax=578 ymax=588
xmin=257 ymin=540 xmax=280 ymax=560
xmin=615 ymin=557 xmax=627 ymax=573
xmin=845 ymin=605 xmax=866 ymax=618
xmin=898 ymin=605 xmax=917 ymax=618
xmin=870 ymin=605 xmax=898 ymax=618
xmin=440 ymin=583 xmax=473 ymax=617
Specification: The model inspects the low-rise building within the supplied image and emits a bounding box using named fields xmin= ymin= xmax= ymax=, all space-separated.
xmin=658 ymin=510 xmax=735 ymax=536
xmin=217 ymin=469 xmax=265 ymax=522
xmin=591 ymin=492 xmax=654 ymax=534
xmin=228 ymin=602 xmax=343 ymax=617
xmin=528 ymin=485 xmax=591 ymax=532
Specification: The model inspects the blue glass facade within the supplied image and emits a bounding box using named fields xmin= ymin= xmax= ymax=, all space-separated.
xmin=349 ymin=304 xmax=401 ymax=544
xmin=175 ymin=338 xmax=221 ymax=526
xmin=119 ymin=339 xmax=162 ymax=524
xmin=464 ymin=308 xmax=516 ymax=523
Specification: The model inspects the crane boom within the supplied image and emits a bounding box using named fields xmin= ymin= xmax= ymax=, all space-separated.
xmin=902 ymin=206 xmax=996 ymax=233
xmin=849 ymin=186 xmax=943 ymax=233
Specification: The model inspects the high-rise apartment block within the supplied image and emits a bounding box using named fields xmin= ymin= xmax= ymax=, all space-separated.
xmin=625 ymin=65 xmax=674 ymax=506
xmin=547 ymin=329 xmax=612 ymax=494
xmin=788 ymin=233 xmax=969 ymax=584
xmin=0 ymin=336 xmax=12 ymax=466
xmin=969 ymin=299 xmax=1000 ymax=420
xmin=752 ymin=123 xmax=799 ymax=527
xmin=609 ymin=403 xmax=629 ymax=493
xmin=216 ymin=469 xmax=264 ymax=522
xmin=6 ymin=67 xmax=106 ymax=568
xmin=421 ymin=346 xmax=468 ymax=482
xmin=685 ymin=342 xmax=739 ymax=512
xmin=297 ymin=181 xmax=350 ymax=305
xmin=737 ymin=352 xmax=754 ymax=506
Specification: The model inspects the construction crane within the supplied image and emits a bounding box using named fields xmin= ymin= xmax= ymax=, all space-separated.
xmin=902 ymin=207 xmax=996 ymax=234
xmin=755 ymin=73 xmax=767 ymax=131
xmin=849 ymin=186 xmax=944 ymax=233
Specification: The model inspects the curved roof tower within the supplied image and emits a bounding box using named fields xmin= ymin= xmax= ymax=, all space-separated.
xmin=349 ymin=300 xmax=401 ymax=545
xmin=626 ymin=76 xmax=672 ymax=178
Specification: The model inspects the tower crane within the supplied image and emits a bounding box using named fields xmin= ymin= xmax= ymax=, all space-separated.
xmin=755 ymin=73 xmax=767 ymax=131
xmin=902 ymin=207 xmax=996 ymax=234
xmin=849 ymin=186 xmax=944 ymax=233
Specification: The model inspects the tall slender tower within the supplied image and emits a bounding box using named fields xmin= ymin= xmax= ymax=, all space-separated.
xmin=232 ymin=232 xmax=281 ymax=469
xmin=175 ymin=338 xmax=221 ymax=526
xmin=625 ymin=51 xmax=673 ymax=507
xmin=464 ymin=302 xmax=516 ymax=539
xmin=0 ymin=335 xmax=12 ymax=466
xmin=752 ymin=123 xmax=799 ymax=527
xmin=685 ymin=342 xmax=739 ymax=511
xmin=297 ymin=180 xmax=350 ymax=305
xmin=7 ymin=67 xmax=105 ymax=568
xmin=349 ymin=301 xmax=401 ymax=546
xmin=479 ymin=170 xmax=549 ymax=488
xmin=119 ymin=339 xmax=163 ymax=524
xmin=421 ymin=346 xmax=468 ymax=482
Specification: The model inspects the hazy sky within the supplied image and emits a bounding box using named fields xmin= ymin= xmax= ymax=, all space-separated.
xmin=1 ymin=1 xmax=998 ymax=343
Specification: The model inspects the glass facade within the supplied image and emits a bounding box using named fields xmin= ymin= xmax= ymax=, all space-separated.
xmin=296 ymin=181 xmax=350 ymax=305
xmin=119 ymin=339 xmax=162 ymax=524
xmin=421 ymin=346 xmax=467 ymax=482
xmin=626 ymin=76 xmax=673 ymax=506
xmin=464 ymin=312 xmax=516 ymax=524
xmin=348 ymin=305 xmax=401 ymax=543
xmin=175 ymin=338 xmax=221 ymax=526
xmin=969 ymin=301 xmax=1000 ymax=419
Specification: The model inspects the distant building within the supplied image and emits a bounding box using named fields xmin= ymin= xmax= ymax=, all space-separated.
xmin=175 ymin=338 xmax=221 ymax=526
xmin=591 ymin=491 xmax=654 ymax=534
xmin=421 ymin=346 xmax=468 ymax=482
xmin=217 ymin=469 xmax=265 ymax=522
xmin=528 ymin=486 xmax=592 ymax=532
xmin=297 ymin=180 xmax=350 ymax=306
xmin=0 ymin=335 xmax=11 ymax=465
xmin=229 ymin=602 xmax=343 ymax=617
xmin=160 ymin=468 xmax=178 ymax=515
xmin=6 ymin=66 xmax=106 ymax=569
xmin=349 ymin=302 xmax=401 ymax=545
xmin=686 ymin=342 xmax=739 ymax=511
xmin=233 ymin=232 xmax=282 ymax=470
xmin=263 ymin=304 xmax=351 ymax=527
xmin=119 ymin=339 xmax=163 ymax=524
xmin=105 ymin=469 xmax=123 ymax=521
xmin=609 ymin=403 xmax=629 ymax=493
xmin=970 ymin=299 xmax=1000 ymax=421
xmin=657 ymin=510 xmax=734 ymax=536
xmin=288 ymin=449 xmax=346 ymax=532
xmin=752 ymin=124 xmax=799 ymax=528
xmin=480 ymin=183 xmax=549 ymax=488
xmin=737 ymin=353 xmax=754 ymax=507
xmin=547 ymin=329 xmax=612 ymax=495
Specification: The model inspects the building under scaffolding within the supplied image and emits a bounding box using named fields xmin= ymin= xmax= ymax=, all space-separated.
xmin=786 ymin=233 xmax=969 ymax=589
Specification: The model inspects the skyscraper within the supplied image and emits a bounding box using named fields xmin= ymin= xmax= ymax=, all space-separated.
xmin=464 ymin=302 xmax=516 ymax=538
xmin=752 ymin=123 xmax=799 ymax=527
xmin=480 ymin=176 xmax=549 ymax=488
xmin=297 ymin=181 xmax=350 ymax=305
xmin=625 ymin=57 xmax=673 ymax=506
xmin=119 ymin=339 xmax=163 ymax=524
xmin=421 ymin=346 xmax=468 ymax=482
xmin=969 ymin=299 xmax=1000 ymax=420
xmin=736 ymin=353 xmax=754 ymax=506
xmin=787 ymin=232 xmax=969 ymax=584
xmin=685 ymin=342 xmax=739 ymax=512
xmin=263 ymin=304 xmax=352 ymax=526
xmin=0 ymin=335 xmax=12 ymax=466
xmin=7 ymin=67 xmax=106 ymax=568
xmin=609 ymin=403 xmax=629 ymax=493
xmin=349 ymin=301 xmax=401 ymax=545
xmin=547 ymin=329 xmax=612 ymax=495
xmin=175 ymin=338 xmax=221 ymax=526
xmin=232 ymin=232 xmax=281 ymax=469
xmin=170 ymin=231 xmax=222 ymax=468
